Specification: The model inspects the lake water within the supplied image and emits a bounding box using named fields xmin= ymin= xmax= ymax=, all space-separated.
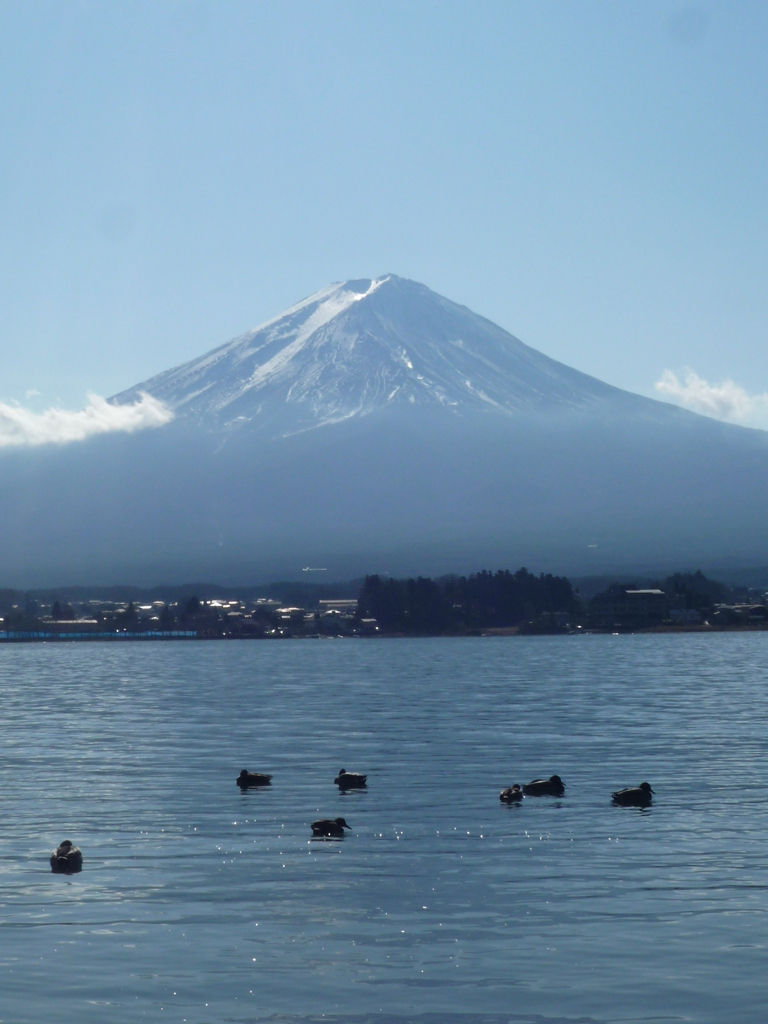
xmin=1 ymin=634 xmax=768 ymax=1024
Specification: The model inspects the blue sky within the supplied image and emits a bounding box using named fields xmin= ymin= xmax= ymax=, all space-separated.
xmin=1 ymin=1 xmax=767 ymax=423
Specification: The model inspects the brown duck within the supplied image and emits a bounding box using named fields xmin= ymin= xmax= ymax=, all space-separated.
xmin=334 ymin=768 xmax=367 ymax=790
xmin=499 ymin=784 xmax=523 ymax=803
xmin=522 ymin=775 xmax=565 ymax=797
xmin=50 ymin=840 xmax=83 ymax=874
xmin=311 ymin=817 xmax=351 ymax=837
xmin=237 ymin=769 xmax=273 ymax=788
xmin=612 ymin=782 xmax=654 ymax=807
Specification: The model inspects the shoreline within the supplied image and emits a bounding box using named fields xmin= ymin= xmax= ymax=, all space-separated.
xmin=3 ymin=623 xmax=768 ymax=643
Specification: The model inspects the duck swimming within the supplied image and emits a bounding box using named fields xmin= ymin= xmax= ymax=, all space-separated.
xmin=522 ymin=775 xmax=565 ymax=797
xmin=236 ymin=769 xmax=273 ymax=788
xmin=334 ymin=768 xmax=367 ymax=790
xmin=50 ymin=840 xmax=83 ymax=874
xmin=311 ymin=817 xmax=351 ymax=837
xmin=499 ymin=784 xmax=523 ymax=803
xmin=612 ymin=782 xmax=654 ymax=807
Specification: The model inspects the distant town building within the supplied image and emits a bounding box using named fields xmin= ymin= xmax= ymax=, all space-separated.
xmin=318 ymin=599 xmax=358 ymax=614
xmin=589 ymin=585 xmax=667 ymax=629
xmin=669 ymin=607 xmax=703 ymax=625
xmin=711 ymin=604 xmax=768 ymax=625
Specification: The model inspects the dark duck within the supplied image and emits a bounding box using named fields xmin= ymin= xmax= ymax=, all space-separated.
xmin=522 ymin=775 xmax=565 ymax=797
xmin=50 ymin=840 xmax=83 ymax=874
xmin=237 ymin=769 xmax=273 ymax=788
xmin=311 ymin=817 xmax=351 ymax=837
xmin=334 ymin=768 xmax=367 ymax=790
xmin=612 ymin=782 xmax=654 ymax=807
xmin=499 ymin=784 xmax=523 ymax=803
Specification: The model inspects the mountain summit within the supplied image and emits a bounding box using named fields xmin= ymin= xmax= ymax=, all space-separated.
xmin=115 ymin=275 xmax=618 ymax=434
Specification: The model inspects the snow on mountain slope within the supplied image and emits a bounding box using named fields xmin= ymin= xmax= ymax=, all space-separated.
xmin=114 ymin=275 xmax=622 ymax=434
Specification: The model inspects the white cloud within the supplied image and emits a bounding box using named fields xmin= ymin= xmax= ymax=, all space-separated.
xmin=655 ymin=369 xmax=768 ymax=429
xmin=24 ymin=388 xmax=41 ymax=399
xmin=0 ymin=392 xmax=173 ymax=448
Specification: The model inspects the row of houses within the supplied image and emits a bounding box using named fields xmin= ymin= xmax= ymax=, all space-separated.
xmin=588 ymin=585 xmax=768 ymax=630
xmin=1 ymin=594 xmax=378 ymax=639
xmin=269 ymin=598 xmax=378 ymax=636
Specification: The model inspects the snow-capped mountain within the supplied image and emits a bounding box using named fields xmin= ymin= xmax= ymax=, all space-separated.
xmin=1 ymin=274 xmax=768 ymax=587
xmin=115 ymin=275 xmax=620 ymax=434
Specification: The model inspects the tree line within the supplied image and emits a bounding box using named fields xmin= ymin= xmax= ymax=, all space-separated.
xmin=357 ymin=568 xmax=578 ymax=633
